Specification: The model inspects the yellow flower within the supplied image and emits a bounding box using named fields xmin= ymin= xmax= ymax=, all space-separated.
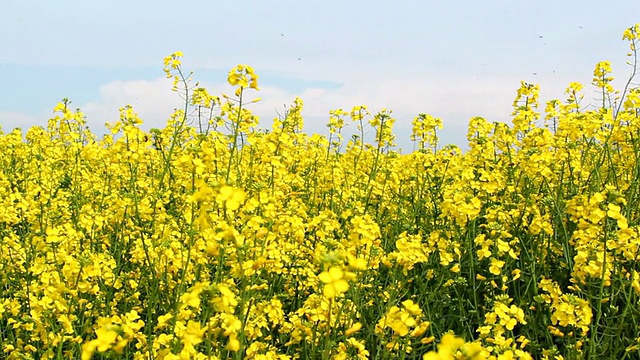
xmin=82 ymin=324 xmax=120 ymax=360
xmin=489 ymin=258 xmax=505 ymax=275
xmin=349 ymin=257 xmax=368 ymax=270
xmin=183 ymin=320 xmax=207 ymax=346
xmin=345 ymin=322 xmax=362 ymax=336
xmin=402 ymin=300 xmax=422 ymax=316
xmin=217 ymin=185 xmax=246 ymax=211
xmin=94 ymin=326 xmax=119 ymax=352
xmin=226 ymin=334 xmax=240 ymax=351
xmin=155 ymin=313 xmax=173 ymax=330
xmin=227 ymin=64 xmax=259 ymax=90
xmin=319 ymin=267 xmax=351 ymax=298
xmin=592 ymin=61 xmax=614 ymax=93
xmin=411 ymin=321 xmax=430 ymax=337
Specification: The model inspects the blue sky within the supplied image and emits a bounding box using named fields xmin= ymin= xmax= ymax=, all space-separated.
xmin=1 ymin=0 xmax=639 ymax=151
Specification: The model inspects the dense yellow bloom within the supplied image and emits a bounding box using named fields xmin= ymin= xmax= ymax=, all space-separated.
xmin=377 ymin=306 xmax=416 ymax=336
xmin=423 ymin=334 xmax=485 ymax=360
xmin=376 ymin=300 xmax=428 ymax=338
xmin=217 ymin=185 xmax=246 ymax=211
xmin=4 ymin=26 xmax=640 ymax=359
xmin=388 ymin=232 xmax=432 ymax=271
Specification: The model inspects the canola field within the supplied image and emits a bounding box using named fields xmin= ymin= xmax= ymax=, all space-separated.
xmin=1 ymin=25 xmax=640 ymax=360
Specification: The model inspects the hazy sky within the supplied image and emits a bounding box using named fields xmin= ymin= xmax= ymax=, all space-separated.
xmin=2 ymin=0 xmax=639 ymax=151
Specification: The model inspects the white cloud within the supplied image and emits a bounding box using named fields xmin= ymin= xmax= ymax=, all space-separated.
xmin=80 ymin=77 xmax=183 ymax=134
xmin=71 ymin=65 xmax=630 ymax=151
xmin=0 ymin=111 xmax=47 ymax=133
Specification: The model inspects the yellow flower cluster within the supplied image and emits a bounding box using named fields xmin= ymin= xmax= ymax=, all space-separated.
xmin=423 ymin=334 xmax=486 ymax=360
